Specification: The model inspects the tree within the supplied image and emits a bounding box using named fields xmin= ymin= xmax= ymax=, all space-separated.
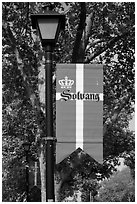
xmin=96 ymin=167 xmax=135 ymax=202
xmin=2 ymin=2 xmax=135 ymax=201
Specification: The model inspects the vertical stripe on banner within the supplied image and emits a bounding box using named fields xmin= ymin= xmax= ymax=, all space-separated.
xmin=76 ymin=64 xmax=84 ymax=149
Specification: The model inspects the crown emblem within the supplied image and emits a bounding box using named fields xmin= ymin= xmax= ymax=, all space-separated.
xmin=58 ymin=76 xmax=74 ymax=89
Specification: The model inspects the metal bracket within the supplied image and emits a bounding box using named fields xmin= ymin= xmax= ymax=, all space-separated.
xmin=42 ymin=137 xmax=57 ymax=142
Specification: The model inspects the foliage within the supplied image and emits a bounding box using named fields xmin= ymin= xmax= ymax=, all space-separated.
xmin=56 ymin=148 xmax=102 ymax=201
xmin=2 ymin=157 xmax=26 ymax=202
xmin=96 ymin=167 xmax=135 ymax=202
xmin=2 ymin=2 xmax=135 ymax=201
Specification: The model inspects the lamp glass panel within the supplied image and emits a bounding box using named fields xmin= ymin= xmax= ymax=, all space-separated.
xmin=38 ymin=18 xmax=59 ymax=40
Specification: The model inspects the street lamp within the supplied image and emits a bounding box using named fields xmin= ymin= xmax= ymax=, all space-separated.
xmin=31 ymin=5 xmax=65 ymax=46
xmin=31 ymin=5 xmax=65 ymax=202
xmin=22 ymin=141 xmax=31 ymax=202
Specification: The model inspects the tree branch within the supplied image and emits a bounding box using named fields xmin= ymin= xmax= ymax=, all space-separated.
xmin=84 ymin=12 xmax=95 ymax=49
xmin=86 ymin=39 xmax=105 ymax=52
xmin=103 ymin=94 xmax=131 ymax=136
xmin=85 ymin=31 xmax=130 ymax=63
xmin=3 ymin=21 xmax=45 ymax=133
xmin=71 ymin=3 xmax=86 ymax=63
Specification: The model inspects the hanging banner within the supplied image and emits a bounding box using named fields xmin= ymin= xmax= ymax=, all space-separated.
xmin=56 ymin=64 xmax=103 ymax=164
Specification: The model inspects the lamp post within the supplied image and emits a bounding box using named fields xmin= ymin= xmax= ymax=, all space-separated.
xmin=22 ymin=141 xmax=31 ymax=202
xmin=31 ymin=5 xmax=65 ymax=202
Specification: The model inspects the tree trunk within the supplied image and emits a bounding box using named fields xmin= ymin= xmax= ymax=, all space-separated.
xmin=55 ymin=180 xmax=62 ymax=201
xmin=39 ymin=142 xmax=46 ymax=202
